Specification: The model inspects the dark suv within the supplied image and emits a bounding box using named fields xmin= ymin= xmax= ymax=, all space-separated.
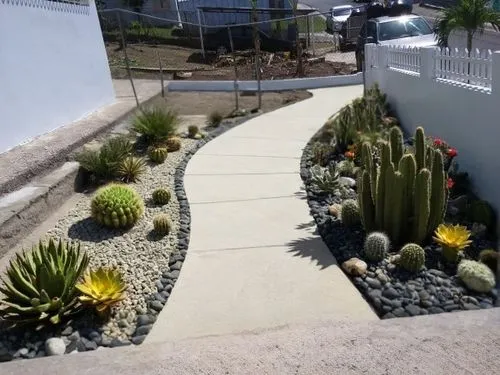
xmin=204 ymin=26 xmax=297 ymax=55
xmin=355 ymin=15 xmax=437 ymax=71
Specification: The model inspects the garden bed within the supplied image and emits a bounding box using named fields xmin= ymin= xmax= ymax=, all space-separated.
xmin=300 ymin=86 xmax=498 ymax=319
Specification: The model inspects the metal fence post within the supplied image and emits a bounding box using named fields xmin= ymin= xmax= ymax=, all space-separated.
xmin=228 ymin=26 xmax=240 ymax=112
xmin=117 ymin=10 xmax=140 ymax=108
xmin=197 ymin=9 xmax=205 ymax=60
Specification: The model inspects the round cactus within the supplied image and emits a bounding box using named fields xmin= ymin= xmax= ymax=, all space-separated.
xmin=152 ymin=188 xmax=171 ymax=206
xmin=364 ymin=232 xmax=390 ymax=262
xmin=399 ymin=243 xmax=425 ymax=272
xmin=457 ymin=260 xmax=495 ymax=293
xmin=153 ymin=214 xmax=171 ymax=236
xmin=479 ymin=249 xmax=499 ymax=273
xmin=148 ymin=146 xmax=168 ymax=164
xmin=341 ymin=199 xmax=361 ymax=227
xmin=166 ymin=137 xmax=182 ymax=152
xmin=188 ymin=125 xmax=199 ymax=138
xmin=91 ymin=184 xmax=144 ymax=229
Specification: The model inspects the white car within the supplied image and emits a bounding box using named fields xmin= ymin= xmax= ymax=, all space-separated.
xmin=326 ymin=5 xmax=353 ymax=33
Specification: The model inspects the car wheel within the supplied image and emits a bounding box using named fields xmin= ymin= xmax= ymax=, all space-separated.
xmin=216 ymin=45 xmax=229 ymax=56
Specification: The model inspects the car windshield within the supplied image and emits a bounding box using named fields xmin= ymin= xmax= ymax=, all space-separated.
xmin=378 ymin=17 xmax=433 ymax=41
xmin=333 ymin=8 xmax=351 ymax=16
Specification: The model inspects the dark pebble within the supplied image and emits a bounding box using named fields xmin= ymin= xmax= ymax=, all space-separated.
xmin=367 ymin=271 xmax=376 ymax=278
xmin=382 ymin=312 xmax=396 ymax=319
xmin=382 ymin=287 xmax=400 ymax=299
xmin=110 ymin=339 xmax=131 ymax=348
xmin=380 ymin=296 xmax=392 ymax=306
xmin=100 ymin=335 xmax=112 ymax=347
xmin=418 ymin=290 xmax=430 ymax=300
xmin=61 ymin=326 xmax=73 ymax=336
xmin=428 ymin=269 xmax=447 ymax=278
xmin=164 ymin=284 xmax=173 ymax=293
xmin=480 ymin=302 xmax=493 ymax=309
xmin=84 ymin=340 xmax=98 ymax=351
xmin=137 ymin=314 xmax=154 ymax=326
xmin=366 ymin=277 xmax=382 ymax=289
xmin=368 ymin=289 xmax=382 ymax=300
xmin=153 ymin=293 xmax=167 ymax=304
xmin=167 ymin=270 xmax=180 ymax=279
xmin=421 ymin=300 xmax=433 ymax=308
xmin=405 ymin=304 xmax=421 ymax=316
xmin=68 ymin=331 xmax=80 ymax=342
xmin=131 ymin=335 xmax=147 ymax=345
xmin=160 ymin=291 xmax=170 ymax=299
xmin=390 ymin=300 xmax=402 ymax=308
xmin=150 ymin=300 xmax=164 ymax=312
xmin=463 ymin=303 xmax=480 ymax=310
xmin=76 ymin=339 xmax=87 ymax=352
xmin=155 ymin=280 xmax=164 ymax=291
xmin=170 ymin=261 xmax=183 ymax=271
xmin=382 ymin=305 xmax=392 ymax=312
xmin=135 ymin=324 xmax=152 ymax=336
xmin=392 ymin=307 xmax=409 ymax=317
xmin=444 ymin=304 xmax=460 ymax=312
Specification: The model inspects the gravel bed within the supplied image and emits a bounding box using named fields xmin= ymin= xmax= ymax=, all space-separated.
xmin=300 ymin=133 xmax=498 ymax=320
xmin=0 ymin=114 xmax=255 ymax=362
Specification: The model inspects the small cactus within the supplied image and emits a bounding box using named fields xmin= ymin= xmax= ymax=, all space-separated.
xmin=364 ymin=232 xmax=390 ymax=262
xmin=341 ymin=199 xmax=361 ymax=227
xmin=148 ymin=147 xmax=168 ymax=164
xmin=478 ymin=249 xmax=499 ymax=273
xmin=399 ymin=243 xmax=425 ymax=272
xmin=152 ymin=188 xmax=171 ymax=206
xmin=166 ymin=137 xmax=182 ymax=152
xmin=457 ymin=260 xmax=495 ymax=293
xmin=188 ymin=125 xmax=199 ymax=138
xmin=153 ymin=214 xmax=171 ymax=236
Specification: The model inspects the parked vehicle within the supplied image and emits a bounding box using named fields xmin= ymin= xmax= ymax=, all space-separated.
xmin=203 ymin=26 xmax=297 ymax=56
xmin=326 ymin=5 xmax=353 ymax=33
xmin=355 ymin=15 xmax=437 ymax=71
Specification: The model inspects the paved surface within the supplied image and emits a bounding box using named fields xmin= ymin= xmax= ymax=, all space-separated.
xmin=146 ymin=85 xmax=377 ymax=343
xmin=4 ymin=309 xmax=500 ymax=374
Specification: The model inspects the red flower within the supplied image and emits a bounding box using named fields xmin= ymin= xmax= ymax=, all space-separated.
xmin=447 ymin=148 xmax=457 ymax=158
xmin=447 ymin=177 xmax=455 ymax=189
xmin=433 ymin=138 xmax=444 ymax=147
xmin=345 ymin=151 xmax=355 ymax=160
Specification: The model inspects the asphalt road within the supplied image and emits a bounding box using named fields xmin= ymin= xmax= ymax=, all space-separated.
xmin=301 ymin=0 xmax=500 ymax=51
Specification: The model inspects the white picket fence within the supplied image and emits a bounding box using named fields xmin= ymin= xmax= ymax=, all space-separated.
xmin=387 ymin=46 xmax=421 ymax=74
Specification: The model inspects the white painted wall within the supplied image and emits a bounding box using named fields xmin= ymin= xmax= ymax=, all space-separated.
xmin=365 ymin=44 xmax=500 ymax=213
xmin=0 ymin=1 xmax=115 ymax=154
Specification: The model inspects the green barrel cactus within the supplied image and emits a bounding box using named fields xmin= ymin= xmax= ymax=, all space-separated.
xmin=364 ymin=232 xmax=390 ymax=262
xmin=91 ymin=184 xmax=144 ymax=229
xmin=148 ymin=146 xmax=168 ymax=164
xmin=153 ymin=214 xmax=172 ymax=236
xmin=341 ymin=199 xmax=361 ymax=227
xmin=152 ymin=188 xmax=171 ymax=206
xmin=0 ymin=238 xmax=89 ymax=328
xmin=399 ymin=243 xmax=425 ymax=272
xmin=457 ymin=260 xmax=496 ymax=293
xmin=166 ymin=137 xmax=182 ymax=152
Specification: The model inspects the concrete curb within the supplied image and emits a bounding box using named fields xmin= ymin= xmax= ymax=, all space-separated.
xmin=167 ymin=73 xmax=363 ymax=92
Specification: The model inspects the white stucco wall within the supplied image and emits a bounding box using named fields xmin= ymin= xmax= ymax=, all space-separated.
xmin=0 ymin=1 xmax=115 ymax=154
xmin=365 ymin=44 xmax=500 ymax=213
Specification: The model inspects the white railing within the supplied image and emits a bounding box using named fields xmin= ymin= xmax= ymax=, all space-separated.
xmin=434 ymin=48 xmax=493 ymax=88
xmin=387 ymin=45 xmax=421 ymax=74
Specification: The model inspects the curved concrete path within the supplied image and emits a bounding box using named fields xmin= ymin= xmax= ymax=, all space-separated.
xmin=147 ymin=85 xmax=376 ymax=343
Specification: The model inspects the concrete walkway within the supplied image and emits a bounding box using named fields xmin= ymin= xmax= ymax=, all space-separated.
xmin=147 ymin=85 xmax=376 ymax=343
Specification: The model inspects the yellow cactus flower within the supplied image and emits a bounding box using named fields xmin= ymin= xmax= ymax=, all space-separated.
xmin=76 ymin=267 xmax=126 ymax=318
xmin=433 ymin=224 xmax=472 ymax=263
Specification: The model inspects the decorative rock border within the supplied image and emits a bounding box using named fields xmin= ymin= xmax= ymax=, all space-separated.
xmin=300 ymin=131 xmax=498 ymax=320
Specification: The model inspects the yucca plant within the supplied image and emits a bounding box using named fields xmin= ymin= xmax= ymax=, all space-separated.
xmin=433 ymin=223 xmax=473 ymax=263
xmin=0 ymin=238 xmax=89 ymax=329
xmin=132 ymin=107 xmax=179 ymax=145
xmin=117 ymin=156 xmax=146 ymax=183
xmin=208 ymin=110 xmax=223 ymax=127
xmin=76 ymin=267 xmax=126 ymax=319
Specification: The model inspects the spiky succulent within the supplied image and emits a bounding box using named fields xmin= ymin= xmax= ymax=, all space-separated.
xmin=152 ymin=188 xmax=171 ymax=205
xmin=91 ymin=184 xmax=144 ymax=229
xmin=433 ymin=223 xmax=472 ymax=263
xmin=364 ymin=232 xmax=390 ymax=262
xmin=148 ymin=147 xmax=168 ymax=164
xmin=76 ymin=267 xmax=126 ymax=318
xmin=457 ymin=260 xmax=495 ymax=293
xmin=0 ymin=238 xmax=89 ymax=328
xmin=310 ymin=164 xmax=341 ymax=194
xmin=399 ymin=243 xmax=425 ymax=272
xmin=341 ymin=199 xmax=361 ymax=227
xmin=166 ymin=137 xmax=182 ymax=152
xmin=117 ymin=156 xmax=146 ymax=183
xmin=132 ymin=107 xmax=179 ymax=144
xmin=479 ymin=249 xmax=499 ymax=273
xmin=188 ymin=125 xmax=199 ymax=138
xmin=153 ymin=214 xmax=172 ymax=236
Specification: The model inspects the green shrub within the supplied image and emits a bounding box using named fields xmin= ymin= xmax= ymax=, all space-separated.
xmin=208 ymin=110 xmax=223 ymax=127
xmin=399 ymin=243 xmax=425 ymax=272
xmin=364 ymin=232 xmax=390 ymax=262
xmin=148 ymin=146 xmax=168 ymax=164
xmin=0 ymin=238 xmax=89 ymax=328
xmin=91 ymin=184 xmax=144 ymax=228
xmin=152 ymin=188 xmax=171 ymax=205
xmin=117 ymin=157 xmax=146 ymax=183
xmin=341 ymin=199 xmax=361 ymax=227
xmin=457 ymin=260 xmax=495 ymax=293
xmin=478 ymin=249 xmax=499 ymax=273
xmin=311 ymin=142 xmax=332 ymax=167
xmin=153 ymin=214 xmax=171 ymax=236
xmin=188 ymin=125 xmax=199 ymax=138
xmin=132 ymin=107 xmax=179 ymax=144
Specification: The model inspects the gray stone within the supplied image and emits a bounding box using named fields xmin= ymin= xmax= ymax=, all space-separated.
xmin=382 ymin=305 xmax=392 ymax=312
xmin=428 ymin=307 xmax=445 ymax=314
xmin=45 ymin=338 xmax=66 ymax=356
xmin=160 ymin=290 xmax=170 ymax=299
xmin=463 ymin=303 xmax=480 ymax=310
xmin=167 ymin=270 xmax=180 ymax=279
xmin=136 ymin=314 xmax=154 ymax=326
xmin=110 ymin=339 xmax=131 ymax=348
xmin=68 ymin=331 xmax=80 ymax=342
xmin=131 ymin=335 xmax=147 ymax=345
xmin=155 ymin=280 xmax=164 ymax=291
xmin=170 ymin=261 xmax=183 ymax=271
xmin=100 ymin=335 xmax=112 ymax=347
xmin=365 ymin=277 xmax=382 ymax=289
xmin=462 ymin=296 xmax=479 ymax=305
xmin=428 ymin=269 xmax=447 ymax=278
xmin=405 ymin=304 xmax=421 ymax=316
xmin=392 ymin=307 xmax=409 ymax=317
xmin=135 ymin=324 xmax=152 ymax=336
xmin=377 ymin=273 xmax=390 ymax=284
xmin=61 ymin=326 xmax=73 ymax=336
xmin=17 ymin=348 xmax=29 ymax=358
xmin=0 ymin=347 xmax=12 ymax=362
xmin=150 ymin=300 xmax=164 ymax=311
xmin=153 ymin=292 xmax=167 ymax=304
xmin=382 ymin=312 xmax=396 ymax=319
xmin=380 ymin=296 xmax=392 ymax=306
xmin=26 ymin=350 xmax=37 ymax=359
xmin=164 ymin=284 xmax=173 ymax=293
xmin=382 ymin=287 xmax=400 ymax=299
xmin=84 ymin=340 xmax=98 ymax=351
xmin=418 ymin=290 xmax=430 ymax=300
xmin=390 ymin=300 xmax=402 ymax=308
xmin=421 ymin=300 xmax=433 ymax=308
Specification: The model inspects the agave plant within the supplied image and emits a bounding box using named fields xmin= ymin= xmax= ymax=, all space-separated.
xmin=0 ymin=239 xmax=89 ymax=328
xmin=310 ymin=164 xmax=346 ymax=196
xmin=433 ymin=223 xmax=473 ymax=263
xmin=117 ymin=156 xmax=146 ymax=183
xmin=76 ymin=267 xmax=126 ymax=318
xmin=132 ymin=107 xmax=179 ymax=145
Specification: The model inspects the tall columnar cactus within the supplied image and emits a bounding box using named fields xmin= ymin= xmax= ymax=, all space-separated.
xmin=341 ymin=199 xmax=361 ymax=227
xmin=357 ymin=126 xmax=446 ymax=245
